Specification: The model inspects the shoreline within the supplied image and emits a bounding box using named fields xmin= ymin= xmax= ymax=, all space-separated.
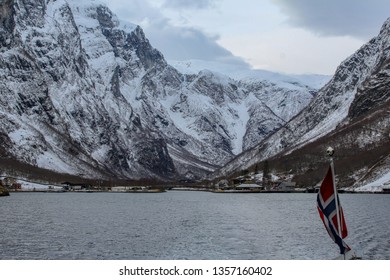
xmin=7 ymin=189 xmax=389 ymax=194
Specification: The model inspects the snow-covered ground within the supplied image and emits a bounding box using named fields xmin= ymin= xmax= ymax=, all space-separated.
xmin=353 ymin=171 xmax=390 ymax=192
xmin=2 ymin=171 xmax=389 ymax=193
xmin=0 ymin=177 xmax=63 ymax=191
xmin=169 ymin=59 xmax=331 ymax=89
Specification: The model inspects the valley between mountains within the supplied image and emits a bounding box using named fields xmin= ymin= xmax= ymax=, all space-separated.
xmin=1 ymin=0 xmax=389 ymax=190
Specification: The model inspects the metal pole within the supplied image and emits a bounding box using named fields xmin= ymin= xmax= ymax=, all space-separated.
xmin=329 ymin=150 xmax=344 ymax=258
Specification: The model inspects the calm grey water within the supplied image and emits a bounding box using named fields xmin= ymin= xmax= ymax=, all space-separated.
xmin=0 ymin=191 xmax=389 ymax=260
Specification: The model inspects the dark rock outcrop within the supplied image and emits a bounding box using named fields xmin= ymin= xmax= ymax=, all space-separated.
xmin=0 ymin=0 xmax=323 ymax=181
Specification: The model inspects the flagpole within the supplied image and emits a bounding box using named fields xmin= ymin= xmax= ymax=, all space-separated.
xmin=327 ymin=147 xmax=344 ymax=258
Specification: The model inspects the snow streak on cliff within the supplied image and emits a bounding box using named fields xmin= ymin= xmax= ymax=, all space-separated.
xmin=0 ymin=0 xmax=328 ymax=180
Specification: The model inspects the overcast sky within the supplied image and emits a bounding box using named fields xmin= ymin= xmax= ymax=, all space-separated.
xmin=100 ymin=0 xmax=390 ymax=75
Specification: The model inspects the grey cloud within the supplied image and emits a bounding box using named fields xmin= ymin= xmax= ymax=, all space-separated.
xmin=106 ymin=0 xmax=249 ymax=68
xmin=142 ymin=17 xmax=251 ymax=68
xmin=272 ymin=0 xmax=390 ymax=39
xmin=162 ymin=0 xmax=217 ymax=10
xmin=146 ymin=23 xmax=230 ymax=60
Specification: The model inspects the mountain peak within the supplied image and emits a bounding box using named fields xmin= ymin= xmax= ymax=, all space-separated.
xmin=211 ymin=17 xmax=390 ymax=191
xmin=2 ymin=1 xmax=387 ymax=188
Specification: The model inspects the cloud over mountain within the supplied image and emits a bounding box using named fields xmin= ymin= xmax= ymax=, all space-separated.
xmin=101 ymin=0 xmax=249 ymax=69
xmin=272 ymin=0 xmax=390 ymax=39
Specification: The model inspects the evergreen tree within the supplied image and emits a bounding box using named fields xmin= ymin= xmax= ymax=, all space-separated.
xmin=254 ymin=164 xmax=259 ymax=174
xmin=262 ymin=160 xmax=270 ymax=186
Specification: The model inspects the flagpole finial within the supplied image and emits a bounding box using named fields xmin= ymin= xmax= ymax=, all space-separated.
xmin=326 ymin=146 xmax=335 ymax=157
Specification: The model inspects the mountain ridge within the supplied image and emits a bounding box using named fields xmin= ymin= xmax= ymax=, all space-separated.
xmin=2 ymin=0 xmax=388 ymax=189
xmin=212 ymin=17 xmax=390 ymax=189
xmin=0 ymin=0 xmax=325 ymax=181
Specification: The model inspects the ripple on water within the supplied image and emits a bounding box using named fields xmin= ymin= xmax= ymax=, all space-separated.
xmin=0 ymin=192 xmax=389 ymax=259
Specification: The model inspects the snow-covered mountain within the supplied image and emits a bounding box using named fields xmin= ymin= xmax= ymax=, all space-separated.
xmin=213 ymin=17 xmax=390 ymax=189
xmin=170 ymin=59 xmax=330 ymax=89
xmin=0 ymin=0 xmax=326 ymax=181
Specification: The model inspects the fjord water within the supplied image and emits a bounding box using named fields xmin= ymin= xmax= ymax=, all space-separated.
xmin=0 ymin=191 xmax=389 ymax=260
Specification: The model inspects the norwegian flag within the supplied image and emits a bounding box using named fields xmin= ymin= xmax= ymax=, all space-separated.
xmin=317 ymin=166 xmax=350 ymax=255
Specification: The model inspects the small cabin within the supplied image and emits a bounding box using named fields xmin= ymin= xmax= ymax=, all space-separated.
xmin=235 ymin=183 xmax=264 ymax=191
xmin=111 ymin=186 xmax=127 ymax=192
xmin=278 ymin=181 xmax=296 ymax=192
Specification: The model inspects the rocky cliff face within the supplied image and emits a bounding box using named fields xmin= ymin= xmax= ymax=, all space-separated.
xmin=1 ymin=0 xmax=175 ymax=179
xmin=0 ymin=0 xmax=322 ymax=181
xmin=348 ymin=18 xmax=390 ymax=120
